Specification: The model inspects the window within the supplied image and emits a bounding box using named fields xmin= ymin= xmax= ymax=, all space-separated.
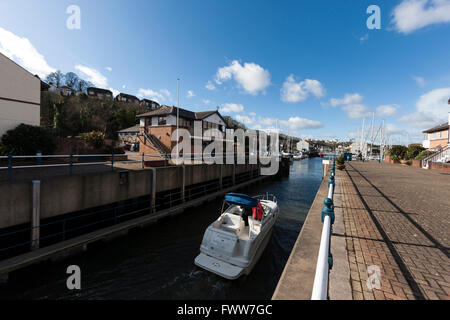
xmin=158 ymin=116 xmax=166 ymax=125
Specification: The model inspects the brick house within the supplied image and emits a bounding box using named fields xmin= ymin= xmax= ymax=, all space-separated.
xmin=115 ymin=93 xmax=140 ymax=105
xmin=422 ymin=113 xmax=450 ymax=151
xmin=136 ymin=106 xmax=228 ymax=157
xmin=87 ymin=87 xmax=113 ymax=100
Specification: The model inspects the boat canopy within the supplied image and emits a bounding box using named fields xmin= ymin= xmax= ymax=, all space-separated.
xmin=225 ymin=193 xmax=259 ymax=208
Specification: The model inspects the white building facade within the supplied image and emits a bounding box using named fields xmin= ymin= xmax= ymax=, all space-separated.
xmin=0 ymin=53 xmax=41 ymax=137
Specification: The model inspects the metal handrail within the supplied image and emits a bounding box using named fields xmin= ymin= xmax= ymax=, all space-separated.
xmin=311 ymin=157 xmax=336 ymax=300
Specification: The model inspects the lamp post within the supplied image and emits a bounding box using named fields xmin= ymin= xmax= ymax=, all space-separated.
xmin=177 ymin=78 xmax=180 ymax=161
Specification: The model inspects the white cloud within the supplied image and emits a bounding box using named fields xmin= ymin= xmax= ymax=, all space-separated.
xmin=392 ymin=0 xmax=450 ymax=34
xmin=219 ymin=103 xmax=245 ymax=113
xmin=330 ymin=93 xmax=370 ymax=118
xmin=109 ymin=88 xmax=120 ymax=97
xmin=137 ymin=88 xmax=172 ymax=104
xmin=203 ymin=99 xmax=211 ymax=105
xmin=330 ymin=93 xmax=363 ymax=106
xmin=398 ymin=87 xmax=450 ymax=128
xmin=281 ymin=75 xmax=325 ymax=103
xmin=0 ymin=27 xmax=55 ymax=77
xmin=205 ymin=81 xmax=216 ymax=91
xmin=280 ymin=116 xmax=323 ymax=130
xmin=187 ymin=90 xmax=195 ymax=98
xmin=376 ymin=105 xmax=398 ymax=117
xmin=106 ymin=66 xmax=112 ymax=72
xmin=249 ymin=112 xmax=256 ymax=116
xmin=412 ymin=75 xmax=426 ymax=87
xmin=75 ymin=64 xmax=108 ymax=88
xmin=215 ymin=60 xmax=271 ymax=95
xmin=235 ymin=114 xmax=255 ymax=125
xmin=122 ymin=84 xmax=126 ymax=89
xmin=417 ymin=87 xmax=450 ymax=120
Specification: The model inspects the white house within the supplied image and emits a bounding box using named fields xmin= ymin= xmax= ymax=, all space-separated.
xmin=0 ymin=53 xmax=40 ymax=137
xmin=296 ymin=140 xmax=309 ymax=151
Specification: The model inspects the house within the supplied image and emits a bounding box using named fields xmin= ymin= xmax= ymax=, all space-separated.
xmin=350 ymin=141 xmax=380 ymax=157
xmin=87 ymin=87 xmax=113 ymax=100
xmin=422 ymin=113 xmax=450 ymax=150
xmin=115 ymin=93 xmax=140 ymax=105
xmin=136 ymin=106 xmax=228 ymax=157
xmin=61 ymin=85 xmax=73 ymax=96
xmin=297 ymin=140 xmax=310 ymax=152
xmin=117 ymin=124 xmax=140 ymax=146
xmin=140 ymin=99 xmax=160 ymax=110
xmin=0 ymin=52 xmax=40 ymax=137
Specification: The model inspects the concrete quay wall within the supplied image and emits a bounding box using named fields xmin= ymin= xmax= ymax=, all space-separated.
xmin=0 ymin=163 xmax=258 ymax=229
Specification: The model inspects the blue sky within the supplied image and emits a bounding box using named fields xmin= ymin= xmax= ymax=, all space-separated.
xmin=1 ymin=0 xmax=449 ymax=144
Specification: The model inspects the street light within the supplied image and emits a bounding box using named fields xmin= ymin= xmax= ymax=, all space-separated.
xmin=177 ymin=78 xmax=180 ymax=161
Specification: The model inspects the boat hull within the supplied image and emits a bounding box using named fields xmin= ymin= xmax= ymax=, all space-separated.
xmin=195 ymin=222 xmax=276 ymax=280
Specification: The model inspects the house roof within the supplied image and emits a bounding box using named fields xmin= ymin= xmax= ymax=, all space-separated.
xmin=118 ymin=125 xmax=140 ymax=133
xmin=137 ymin=106 xmax=225 ymax=123
xmin=423 ymin=122 xmax=449 ymax=133
xmin=116 ymin=93 xmax=140 ymax=100
xmin=195 ymin=110 xmax=217 ymax=119
xmin=87 ymin=87 xmax=113 ymax=95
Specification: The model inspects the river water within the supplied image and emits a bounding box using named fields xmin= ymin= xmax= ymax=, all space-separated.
xmin=0 ymin=158 xmax=323 ymax=300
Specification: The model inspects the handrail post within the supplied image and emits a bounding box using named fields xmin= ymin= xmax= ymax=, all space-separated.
xmin=111 ymin=152 xmax=114 ymax=171
xmin=69 ymin=153 xmax=73 ymax=176
xmin=7 ymin=153 xmax=12 ymax=182
xmin=142 ymin=152 xmax=145 ymax=169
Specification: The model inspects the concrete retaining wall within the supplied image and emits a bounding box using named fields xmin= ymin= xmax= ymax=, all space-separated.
xmin=0 ymin=163 xmax=257 ymax=229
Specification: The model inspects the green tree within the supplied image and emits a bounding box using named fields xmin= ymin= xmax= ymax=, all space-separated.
xmin=0 ymin=124 xmax=56 ymax=155
xmin=388 ymin=145 xmax=408 ymax=160
xmin=53 ymin=101 xmax=65 ymax=135
xmin=406 ymin=144 xmax=425 ymax=160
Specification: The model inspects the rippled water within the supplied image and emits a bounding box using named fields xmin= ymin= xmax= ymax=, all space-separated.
xmin=0 ymin=158 xmax=322 ymax=300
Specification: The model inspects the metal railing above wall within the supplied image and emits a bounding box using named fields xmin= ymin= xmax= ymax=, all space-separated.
xmin=311 ymin=156 xmax=336 ymax=300
xmin=0 ymin=152 xmax=270 ymax=182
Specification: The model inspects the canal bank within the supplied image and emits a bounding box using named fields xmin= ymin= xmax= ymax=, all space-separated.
xmin=271 ymin=162 xmax=334 ymax=300
xmin=0 ymin=158 xmax=323 ymax=299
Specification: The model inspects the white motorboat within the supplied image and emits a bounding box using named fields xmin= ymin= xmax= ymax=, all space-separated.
xmin=293 ymin=152 xmax=304 ymax=160
xmin=195 ymin=193 xmax=278 ymax=280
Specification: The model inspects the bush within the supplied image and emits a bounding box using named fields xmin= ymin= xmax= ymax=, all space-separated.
xmin=0 ymin=124 xmax=56 ymax=155
xmin=415 ymin=150 xmax=434 ymax=161
xmin=336 ymin=156 xmax=345 ymax=165
xmin=406 ymin=144 xmax=425 ymax=160
xmin=388 ymin=145 xmax=408 ymax=160
xmin=80 ymin=131 xmax=105 ymax=149
xmin=406 ymin=160 xmax=412 ymax=166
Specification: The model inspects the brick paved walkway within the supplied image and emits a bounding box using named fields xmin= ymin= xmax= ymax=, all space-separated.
xmin=335 ymin=161 xmax=450 ymax=300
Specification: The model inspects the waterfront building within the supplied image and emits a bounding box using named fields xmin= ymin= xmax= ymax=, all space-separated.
xmin=137 ymin=106 xmax=228 ymax=157
xmin=0 ymin=52 xmax=41 ymax=137
xmin=117 ymin=124 xmax=140 ymax=147
xmin=297 ymin=140 xmax=310 ymax=152
xmin=422 ymin=113 xmax=450 ymax=151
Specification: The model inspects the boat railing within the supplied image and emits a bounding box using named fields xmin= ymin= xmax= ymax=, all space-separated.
xmin=311 ymin=156 xmax=336 ymax=300
xmin=254 ymin=193 xmax=277 ymax=203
